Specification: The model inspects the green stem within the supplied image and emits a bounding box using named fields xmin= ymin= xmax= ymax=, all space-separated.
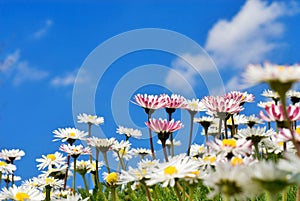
xmin=81 ymin=173 xmax=89 ymax=195
xmin=189 ymin=185 xmax=194 ymax=201
xmin=117 ymin=152 xmax=126 ymax=171
xmin=254 ymin=143 xmax=261 ymax=160
xmin=187 ymin=112 xmax=195 ymax=156
xmin=223 ymin=194 xmax=230 ymax=201
xmin=102 ymin=151 xmax=111 ymax=173
xmin=162 ymin=140 xmax=169 ymax=162
xmin=174 ymin=182 xmax=183 ymax=201
xmin=296 ymin=186 xmax=300 ymax=201
xmin=44 ymin=185 xmax=51 ymax=201
xmin=73 ymin=157 xmax=77 ymax=194
xmin=282 ymin=189 xmax=287 ymax=201
xmin=230 ymin=114 xmax=235 ymax=137
xmin=147 ymin=112 xmax=156 ymax=159
xmin=111 ymin=187 xmax=116 ymax=201
xmin=64 ymin=155 xmax=70 ymax=190
xmin=0 ymin=171 xmax=2 ymax=187
xmin=142 ymin=182 xmax=152 ymax=201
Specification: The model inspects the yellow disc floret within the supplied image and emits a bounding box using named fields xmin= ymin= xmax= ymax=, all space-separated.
xmin=0 ymin=161 xmax=7 ymax=167
xmin=15 ymin=192 xmax=30 ymax=201
xmin=46 ymin=154 xmax=56 ymax=161
xmin=231 ymin=157 xmax=243 ymax=166
xmin=106 ymin=172 xmax=118 ymax=185
xmin=222 ymin=139 xmax=237 ymax=148
xmin=164 ymin=166 xmax=178 ymax=175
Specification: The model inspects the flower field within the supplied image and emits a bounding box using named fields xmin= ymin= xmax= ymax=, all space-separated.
xmin=2 ymin=63 xmax=300 ymax=200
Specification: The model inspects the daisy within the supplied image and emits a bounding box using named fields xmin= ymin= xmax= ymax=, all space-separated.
xmin=40 ymin=164 xmax=70 ymax=180
xmin=277 ymin=127 xmax=300 ymax=142
xmin=184 ymin=98 xmax=206 ymax=113
xmin=226 ymin=114 xmax=248 ymax=126
xmin=1 ymin=174 xmax=22 ymax=183
xmin=131 ymin=148 xmax=152 ymax=158
xmin=146 ymin=154 xmax=201 ymax=187
xmin=86 ymin=137 xmax=116 ymax=153
xmin=244 ymin=62 xmax=300 ymax=86
xmin=70 ymin=160 xmax=93 ymax=175
xmin=278 ymin=153 xmax=300 ymax=185
xmin=145 ymin=118 xmax=183 ymax=135
xmin=52 ymin=193 xmax=89 ymax=201
xmin=261 ymin=89 xmax=280 ymax=103
xmin=245 ymin=114 xmax=263 ymax=128
xmin=251 ymin=160 xmax=291 ymax=196
xmin=36 ymin=151 xmax=66 ymax=170
xmin=118 ymin=166 xmax=148 ymax=186
xmin=112 ymin=140 xmax=133 ymax=161
xmin=201 ymin=95 xmax=244 ymax=115
xmin=116 ymin=126 xmax=142 ymax=139
xmin=53 ymin=128 xmax=88 ymax=145
xmin=261 ymin=137 xmax=295 ymax=155
xmin=59 ymin=144 xmax=91 ymax=158
xmin=235 ymin=127 xmax=275 ymax=144
xmin=137 ymin=158 xmax=160 ymax=170
xmin=225 ymin=91 xmax=254 ymax=105
xmin=257 ymin=101 xmax=274 ymax=109
xmin=132 ymin=93 xmax=165 ymax=113
xmin=77 ymin=113 xmax=104 ymax=125
xmin=190 ymin=144 xmax=206 ymax=158
xmin=34 ymin=175 xmax=64 ymax=189
xmin=87 ymin=160 xmax=104 ymax=173
xmin=207 ymin=138 xmax=252 ymax=158
xmin=0 ymin=160 xmax=16 ymax=174
xmin=203 ymin=162 xmax=257 ymax=200
xmin=0 ymin=149 xmax=25 ymax=163
xmin=103 ymin=172 xmax=119 ymax=186
xmin=0 ymin=185 xmax=44 ymax=201
xmin=194 ymin=116 xmax=214 ymax=128
xmin=259 ymin=103 xmax=300 ymax=123
xmin=160 ymin=94 xmax=187 ymax=110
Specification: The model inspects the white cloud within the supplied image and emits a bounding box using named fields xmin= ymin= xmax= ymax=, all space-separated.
xmin=51 ymin=70 xmax=86 ymax=87
xmin=205 ymin=0 xmax=299 ymax=68
xmin=33 ymin=19 xmax=53 ymax=39
xmin=164 ymin=53 xmax=216 ymax=96
xmin=13 ymin=62 xmax=49 ymax=86
xmin=0 ymin=50 xmax=20 ymax=72
xmin=225 ymin=76 xmax=252 ymax=91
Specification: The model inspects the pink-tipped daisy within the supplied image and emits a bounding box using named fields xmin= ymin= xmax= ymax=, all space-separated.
xmin=59 ymin=144 xmax=91 ymax=158
xmin=259 ymin=103 xmax=300 ymax=123
xmin=225 ymin=91 xmax=254 ymax=105
xmin=132 ymin=93 xmax=165 ymax=114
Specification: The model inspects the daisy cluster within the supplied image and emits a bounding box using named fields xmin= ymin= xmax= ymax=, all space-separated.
xmin=1 ymin=63 xmax=300 ymax=201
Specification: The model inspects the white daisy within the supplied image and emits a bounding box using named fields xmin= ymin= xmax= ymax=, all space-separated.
xmin=131 ymin=148 xmax=152 ymax=158
xmin=0 ymin=149 xmax=25 ymax=163
xmin=116 ymin=126 xmax=142 ymax=139
xmin=184 ymin=98 xmax=206 ymax=113
xmin=190 ymin=144 xmax=206 ymax=158
xmin=1 ymin=174 xmax=22 ymax=183
xmin=0 ymin=185 xmax=44 ymax=201
xmin=34 ymin=175 xmax=64 ymax=189
xmin=261 ymin=89 xmax=280 ymax=100
xmin=87 ymin=160 xmax=104 ymax=173
xmin=77 ymin=113 xmax=104 ymax=125
xmin=52 ymin=192 xmax=89 ymax=201
xmin=53 ymin=128 xmax=88 ymax=144
xmin=36 ymin=151 xmax=66 ymax=170
xmin=112 ymin=140 xmax=132 ymax=161
xmin=0 ymin=160 xmax=16 ymax=174
xmin=59 ymin=144 xmax=91 ymax=158
xmin=287 ymin=90 xmax=300 ymax=104
xmin=137 ymin=158 xmax=160 ymax=170
xmin=146 ymin=154 xmax=201 ymax=187
xmin=86 ymin=137 xmax=116 ymax=153
xmin=226 ymin=114 xmax=248 ymax=126
xmin=235 ymin=127 xmax=275 ymax=144
xmin=203 ymin=162 xmax=257 ymax=199
xmin=245 ymin=114 xmax=264 ymax=128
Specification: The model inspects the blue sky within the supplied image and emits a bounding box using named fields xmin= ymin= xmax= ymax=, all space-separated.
xmin=1 ymin=0 xmax=300 ymax=182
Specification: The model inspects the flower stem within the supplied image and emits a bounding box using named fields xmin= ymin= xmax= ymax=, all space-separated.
xmin=162 ymin=140 xmax=169 ymax=162
xmin=81 ymin=173 xmax=89 ymax=195
xmin=187 ymin=112 xmax=195 ymax=156
xmin=142 ymin=182 xmax=152 ymax=201
xmin=174 ymin=181 xmax=183 ymax=201
xmin=102 ymin=151 xmax=111 ymax=173
xmin=73 ymin=157 xmax=77 ymax=194
xmin=44 ymin=185 xmax=51 ymax=201
xmin=189 ymin=186 xmax=194 ymax=201
xmin=282 ymin=189 xmax=287 ymax=201
xmin=254 ymin=143 xmax=261 ymax=160
xmin=0 ymin=171 xmax=2 ymax=187
xmin=64 ymin=155 xmax=70 ymax=190
xmin=111 ymin=187 xmax=116 ymax=201
xmin=147 ymin=112 xmax=156 ymax=159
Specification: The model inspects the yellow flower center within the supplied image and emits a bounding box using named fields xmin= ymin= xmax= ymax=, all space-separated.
xmin=0 ymin=161 xmax=7 ymax=166
xmin=231 ymin=157 xmax=243 ymax=166
xmin=277 ymin=66 xmax=285 ymax=71
xmin=45 ymin=177 xmax=55 ymax=185
xmin=296 ymin=128 xmax=300 ymax=136
xmin=15 ymin=192 xmax=30 ymax=201
xmin=119 ymin=148 xmax=127 ymax=156
xmin=190 ymin=102 xmax=198 ymax=109
xmin=198 ymin=146 xmax=204 ymax=152
xmin=203 ymin=156 xmax=216 ymax=164
xmin=106 ymin=172 xmax=118 ymax=185
xmin=136 ymin=169 xmax=147 ymax=178
xmin=69 ymin=132 xmax=76 ymax=137
xmin=278 ymin=141 xmax=284 ymax=147
xmin=164 ymin=166 xmax=178 ymax=175
xmin=88 ymin=115 xmax=95 ymax=119
xmin=190 ymin=170 xmax=200 ymax=177
xmin=222 ymin=139 xmax=237 ymax=148
xmin=46 ymin=154 xmax=56 ymax=161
